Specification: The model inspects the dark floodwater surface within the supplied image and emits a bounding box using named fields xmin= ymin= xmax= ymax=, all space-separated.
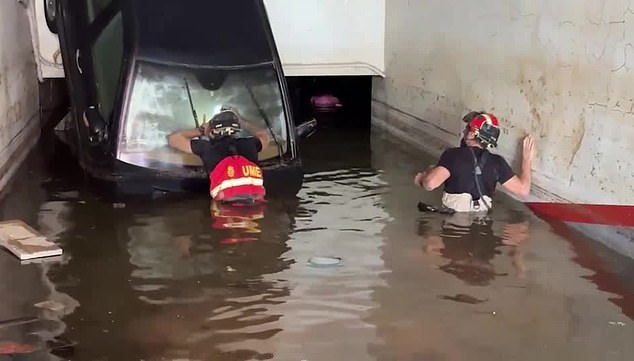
xmin=1 ymin=126 xmax=633 ymax=361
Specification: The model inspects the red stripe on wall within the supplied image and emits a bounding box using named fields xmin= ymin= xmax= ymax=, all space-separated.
xmin=525 ymin=202 xmax=634 ymax=227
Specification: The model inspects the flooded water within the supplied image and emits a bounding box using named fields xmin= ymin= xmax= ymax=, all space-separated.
xmin=1 ymin=124 xmax=633 ymax=361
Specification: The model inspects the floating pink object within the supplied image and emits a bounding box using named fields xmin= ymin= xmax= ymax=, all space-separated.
xmin=311 ymin=94 xmax=342 ymax=112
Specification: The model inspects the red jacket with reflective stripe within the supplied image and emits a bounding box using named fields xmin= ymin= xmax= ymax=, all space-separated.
xmin=209 ymin=155 xmax=265 ymax=202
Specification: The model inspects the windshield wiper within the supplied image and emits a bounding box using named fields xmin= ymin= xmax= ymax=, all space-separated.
xmin=184 ymin=78 xmax=200 ymax=129
xmin=244 ymin=83 xmax=284 ymax=162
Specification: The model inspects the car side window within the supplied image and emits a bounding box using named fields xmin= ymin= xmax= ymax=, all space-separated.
xmin=86 ymin=0 xmax=112 ymax=22
xmin=90 ymin=11 xmax=124 ymax=121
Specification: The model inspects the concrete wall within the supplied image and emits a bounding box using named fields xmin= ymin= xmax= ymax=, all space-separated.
xmin=0 ymin=0 xmax=40 ymax=193
xmin=372 ymin=0 xmax=634 ymax=205
xmin=264 ymin=0 xmax=385 ymax=76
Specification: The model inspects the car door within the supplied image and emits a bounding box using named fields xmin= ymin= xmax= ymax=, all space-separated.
xmin=57 ymin=0 xmax=125 ymax=163
xmin=56 ymin=0 xmax=91 ymax=153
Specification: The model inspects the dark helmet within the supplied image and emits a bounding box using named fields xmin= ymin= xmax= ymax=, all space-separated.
xmin=210 ymin=109 xmax=241 ymax=137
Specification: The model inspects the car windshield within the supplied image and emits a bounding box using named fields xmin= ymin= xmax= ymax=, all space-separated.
xmin=117 ymin=61 xmax=288 ymax=170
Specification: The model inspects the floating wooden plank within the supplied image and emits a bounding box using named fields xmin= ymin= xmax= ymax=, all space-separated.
xmin=20 ymin=255 xmax=63 ymax=265
xmin=0 ymin=220 xmax=62 ymax=260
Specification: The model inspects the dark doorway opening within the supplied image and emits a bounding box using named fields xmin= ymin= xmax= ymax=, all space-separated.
xmin=286 ymin=75 xmax=373 ymax=130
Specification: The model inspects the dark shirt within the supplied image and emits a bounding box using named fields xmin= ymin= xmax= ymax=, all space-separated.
xmin=191 ymin=136 xmax=262 ymax=174
xmin=437 ymin=146 xmax=514 ymax=198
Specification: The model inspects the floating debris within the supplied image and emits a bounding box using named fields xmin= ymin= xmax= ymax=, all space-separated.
xmin=609 ymin=321 xmax=626 ymax=326
xmin=0 ymin=220 xmax=62 ymax=260
xmin=20 ymin=255 xmax=63 ymax=265
xmin=439 ymin=294 xmax=488 ymax=304
xmin=307 ymin=256 xmax=343 ymax=267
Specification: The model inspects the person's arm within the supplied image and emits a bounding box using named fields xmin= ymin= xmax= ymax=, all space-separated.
xmin=253 ymin=129 xmax=270 ymax=151
xmin=167 ymin=128 xmax=202 ymax=154
xmin=501 ymin=135 xmax=535 ymax=197
xmin=241 ymin=117 xmax=261 ymax=135
xmin=415 ymin=165 xmax=450 ymax=191
xmin=415 ymin=150 xmax=453 ymax=191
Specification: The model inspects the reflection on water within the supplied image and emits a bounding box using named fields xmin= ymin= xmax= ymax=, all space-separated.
xmin=420 ymin=211 xmax=530 ymax=286
xmin=0 ymin=128 xmax=633 ymax=360
xmin=210 ymin=202 xmax=266 ymax=245
xmin=0 ymin=138 xmax=79 ymax=361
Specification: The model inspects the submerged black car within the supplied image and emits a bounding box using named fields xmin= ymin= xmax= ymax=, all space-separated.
xmin=50 ymin=0 xmax=315 ymax=196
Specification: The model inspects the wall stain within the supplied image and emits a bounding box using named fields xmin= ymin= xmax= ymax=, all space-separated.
xmin=568 ymin=110 xmax=586 ymax=168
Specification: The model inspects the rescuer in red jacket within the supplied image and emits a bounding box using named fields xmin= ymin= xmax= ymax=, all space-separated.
xmin=168 ymin=108 xmax=270 ymax=204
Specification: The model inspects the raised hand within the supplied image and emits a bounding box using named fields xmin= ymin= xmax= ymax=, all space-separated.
xmin=522 ymin=135 xmax=535 ymax=163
